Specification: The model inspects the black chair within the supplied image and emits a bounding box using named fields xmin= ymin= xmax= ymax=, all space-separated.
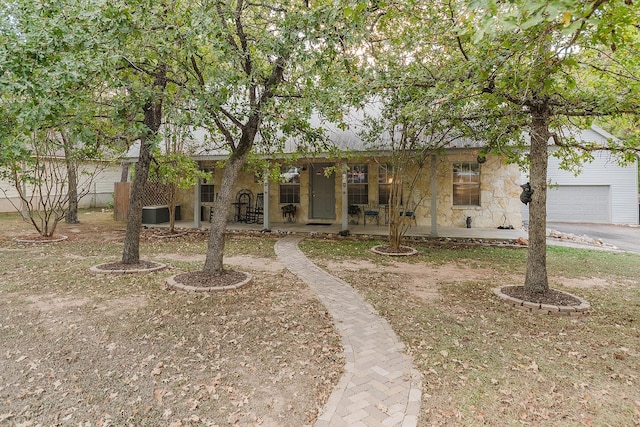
xmin=348 ymin=204 xmax=361 ymax=224
xmin=234 ymin=189 xmax=252 ymax=222
xmin=281 ymin=204 xmax=296 ymax=222
xmin=399 ymin=209 xmax=417 ymax=227
xmin=363 ymin=203 xmax=380 ymax=226
xmin=246 ymin=193 xmax=264 ymax=223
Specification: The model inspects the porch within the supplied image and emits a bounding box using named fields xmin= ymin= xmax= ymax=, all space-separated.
xmin=146 ymin=219 xmax=527 ymax=242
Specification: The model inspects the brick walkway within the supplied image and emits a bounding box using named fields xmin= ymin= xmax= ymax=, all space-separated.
xmin=275 ymin=236 xmax=422 ymax=427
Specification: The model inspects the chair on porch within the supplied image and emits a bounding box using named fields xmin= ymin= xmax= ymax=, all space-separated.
xmin=246 ymin=192 xmax=264 ymax=223
xmin=234 ymin=189 xmax=252 ymax=222
xmin=281 ymin=204 xmax=296 ymax=222
xmin=399 ymin=208 xmax=417 ymax=227
xmin=363 ymin=203 xmax=380 ymax=226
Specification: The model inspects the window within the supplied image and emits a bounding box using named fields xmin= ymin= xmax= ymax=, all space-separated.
xmin=200 ymin=168 xmax=215 ymax=203
xmin=279 ymin=166 xmax=300 ymax=204
xmin=452 ymin=162 xmax=480 ymax=206
xmin=348 ymin=164 xmax=368 ymax=205
xmin=378 ymin=164 xmax=393 ymax=205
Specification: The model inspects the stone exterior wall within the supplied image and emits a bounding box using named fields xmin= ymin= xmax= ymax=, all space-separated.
xmin=178 ymin=151 xmax=523 ymax=229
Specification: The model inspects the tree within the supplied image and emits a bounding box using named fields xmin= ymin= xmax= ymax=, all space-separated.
xmin=95 ymin=0 xmax=192 ymax=264
xmin=360 ymin=95 xmax=464 ymax=252
xmin=453 ymin=0 xmax=640 ymax=293
xmin=183 ymin=0 xmax=371 ymax=275
xmin=0 ymin=130 xmax=110 ymax=237
xmin=0 ymin=0 xmax=121 ymax=235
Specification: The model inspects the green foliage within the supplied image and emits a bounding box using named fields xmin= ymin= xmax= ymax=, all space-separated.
xmin=150 ymin=151 xmax=210 ymax=190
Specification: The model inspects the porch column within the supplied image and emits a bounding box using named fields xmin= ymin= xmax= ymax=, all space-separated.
xmin=262 ymin=168 xmax=271 ymax=231
xmin=193 ymin=177 xmax=201 ymax=228
xmin=430 ymin=154 xmax=438 ymax=237
xmin=341 ymin=161 xmax=348 ymax=232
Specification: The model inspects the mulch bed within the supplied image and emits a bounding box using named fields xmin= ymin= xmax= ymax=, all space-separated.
xmin=172 ymin=270 xmax=248 ymax=288
xmin=95 ymin=260 xmax=162 ymax=271
xmin=374 ymin=245 xmax=415 ymax=254
xmin=370 ymin=244 xmax=418 ymax=256
xmin=501 ymin=286 xmax=582 ymax=306
xmin=14 ymin=234 xmax=68 ymax=243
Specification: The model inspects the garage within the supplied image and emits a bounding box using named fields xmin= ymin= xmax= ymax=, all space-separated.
xmin=547 ymin=185 xmax=611 ymax=223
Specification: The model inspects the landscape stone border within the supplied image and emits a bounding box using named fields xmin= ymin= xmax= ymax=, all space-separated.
xmin=14 ymin=235 xmax=68 ymax=243
xmin=150 ymin=231 xmax=189 ymax=239
xmin=89 ymin=261 xmax=167 ymax=274
xmin=370 ymin=245 xmax=418 ymax=256
xmin=493 ymin=286 xmax=591 ymax=316
xmin=165 ymin=272 xmax=252 ymax=293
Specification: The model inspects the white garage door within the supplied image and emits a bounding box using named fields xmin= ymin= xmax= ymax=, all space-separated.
xmin=547 ymin=185 xmax=611 ymax=223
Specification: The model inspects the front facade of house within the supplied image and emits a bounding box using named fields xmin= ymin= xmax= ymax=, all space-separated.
xmin=174 ymin=148 xmax=524 ymax=230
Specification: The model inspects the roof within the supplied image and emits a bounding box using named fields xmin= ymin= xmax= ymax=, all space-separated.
xmin=123 ymin=106 xmax=484 ymax=162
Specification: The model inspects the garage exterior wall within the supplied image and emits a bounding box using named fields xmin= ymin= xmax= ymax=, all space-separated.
xmin=545 ymin=149 xmax=637 ymax=224
xmin=521 ymin=126 xmax=639 ymax=225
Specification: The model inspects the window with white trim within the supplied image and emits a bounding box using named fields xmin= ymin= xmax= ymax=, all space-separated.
xmin=452 ymin=162 xmax=480 ymax=206
xmin=347 ymin=164 xmax=368 ymax=205
xmin=279 ymin=166 xmax=300 ymax=204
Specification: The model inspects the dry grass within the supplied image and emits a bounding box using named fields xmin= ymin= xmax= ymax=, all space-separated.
xmin=2 ymin=211 xmax=639 ymax=426
xmin=301 ymin=239 xmax=640 ymax=426
xmin=0 ymin=211 xmax=342 ymax=426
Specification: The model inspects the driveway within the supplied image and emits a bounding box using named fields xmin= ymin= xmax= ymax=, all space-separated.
xmin=547 ymin=222 xmax=640 ymax=254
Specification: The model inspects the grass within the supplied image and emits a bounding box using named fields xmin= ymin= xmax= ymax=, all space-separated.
xmin=1 ymin=210 xmax=639 ymax=425
xmin=0 ymin=211 xmax=341 ymax=426
xmin=300 ymin=239 xmax=640 ymax=426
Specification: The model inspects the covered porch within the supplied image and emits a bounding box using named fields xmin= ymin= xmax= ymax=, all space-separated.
xmin=146 ymin=218 xmax=527 ymax=242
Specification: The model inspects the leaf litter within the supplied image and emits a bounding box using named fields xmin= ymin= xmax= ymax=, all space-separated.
xmin=0 ymin=212 xmax=343 ymax=426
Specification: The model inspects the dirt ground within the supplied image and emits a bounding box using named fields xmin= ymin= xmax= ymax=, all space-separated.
xmin=0 ymin=213 xmax=343 ymax=426
xmin=0 ymin=211 xmax=632 ymax=426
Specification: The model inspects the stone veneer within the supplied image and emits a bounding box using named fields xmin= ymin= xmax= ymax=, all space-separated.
xmin=181 ymin=151 xmax=523 ymax=229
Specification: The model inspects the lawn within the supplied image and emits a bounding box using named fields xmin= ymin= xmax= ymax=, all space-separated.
xmin=1 ymin=210 xmax=639 ymax=426
xmin=0 ymin=211 xmax=342 ymax=426
xmin=301 ymin=239 xmax=640 ymax=426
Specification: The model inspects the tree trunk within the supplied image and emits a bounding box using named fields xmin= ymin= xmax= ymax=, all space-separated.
xmin=203 ymin=127 xmax=256 ymax=274
xmin=203 ymin=154 xmax=248 ymax=273
xmin=120 ymin=162 xmax=130 ymax=182
xmin=62 ymin=131 xmax=79 ymax=224
xmin=121 ymin=68 xmax=166 ymax=264
xmin=65 ymin=159 xmax=79 ymax=224
xmin=524 ymin=104 xmax=550 ymax=293
xmin=387 ymin=199 xmax=402 ymax=251
xmin=121 ymin=136 xmax=153 ymax=264
xmin=387 ymin=173 xmax=405 ymax=251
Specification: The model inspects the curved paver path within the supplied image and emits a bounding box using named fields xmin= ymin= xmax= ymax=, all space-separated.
xmin=275 ymin=236 xmax=421 ymax=427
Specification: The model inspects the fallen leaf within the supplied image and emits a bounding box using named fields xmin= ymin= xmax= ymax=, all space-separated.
xmin=154 ymin=388 xmax=165 ymax=406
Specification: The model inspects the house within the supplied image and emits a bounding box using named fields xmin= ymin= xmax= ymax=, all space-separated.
xmin=157 ymin=116 xmax=525 ymax=231
xmin=0 ymin=162 xmax=122 ymax=213
xmin=122 ymin=119 xmax=639 ymax=230
xmin=522 ymin=125 xmax=639 ymax=225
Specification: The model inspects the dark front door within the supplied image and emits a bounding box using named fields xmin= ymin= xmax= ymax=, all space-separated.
xmin=310 ymin=164 xmax=335 ymax=219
